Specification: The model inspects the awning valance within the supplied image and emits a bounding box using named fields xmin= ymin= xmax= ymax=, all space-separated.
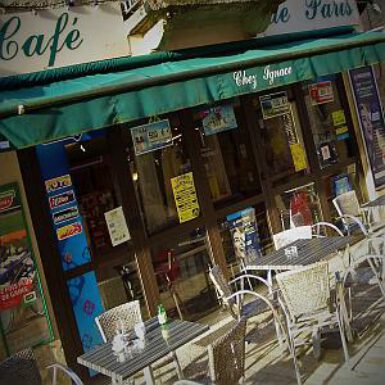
xmin=1 ymin=29 xmax=385 ymax=149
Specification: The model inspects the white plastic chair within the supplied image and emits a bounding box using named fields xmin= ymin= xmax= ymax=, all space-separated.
xmin=276 ymin=262 xmax=350 ymax=385
xmin=272 ymin=226 xmax=312 ymax=250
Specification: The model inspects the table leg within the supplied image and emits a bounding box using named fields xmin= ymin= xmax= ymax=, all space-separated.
xmin=172 ymin=351 xmax=184 ymax=379
xmin=143 ymin=366 xmax=156 ymax=385
xmin=268 ymin=269 xmax=284 ymax=348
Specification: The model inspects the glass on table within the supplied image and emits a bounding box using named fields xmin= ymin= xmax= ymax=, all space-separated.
xmin=284 ymin=245 xmax=298 ymax=260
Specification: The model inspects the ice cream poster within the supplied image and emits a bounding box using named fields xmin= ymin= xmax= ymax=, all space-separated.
xmin=0 ymin=183 xmax=52 ymax=353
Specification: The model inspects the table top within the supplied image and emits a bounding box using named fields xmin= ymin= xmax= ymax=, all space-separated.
xmin=361 ymin=195 xmax=385 ymax=208
xmin=77 ymin=318 xmax=209 ymax=382
xmin=245 ymin=236 xmax=356 ymax=271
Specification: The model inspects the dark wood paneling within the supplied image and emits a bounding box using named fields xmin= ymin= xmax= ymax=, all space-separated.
xmin=17 ymin=148 xmax=88 ymax=378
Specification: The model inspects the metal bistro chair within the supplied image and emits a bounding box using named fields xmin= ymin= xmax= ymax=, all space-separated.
xmin=276 ymin=261 xmax=350 ymax=385
xmin=0 ymin=347 xmax=83 ymax=385
xmin=208 ymin=264 xmax=286 ymax=347
xmin=173 ymin=318 xmax=247 ymax=385
xmin=95 ymin=300 xmax=181 ymax=384
xmin=333 ymin=191 xmax=385 ymax=299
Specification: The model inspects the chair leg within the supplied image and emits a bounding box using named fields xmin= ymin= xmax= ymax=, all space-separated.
xmin=287 ymin=328 xmax=302 ymax=385
xmin=336 ymin=309 xmax=351 ymax=369
xmin=172 ymin=351 xmax=184 ymax=379
xmin=367 ymin=258 xmax=385 ymax=298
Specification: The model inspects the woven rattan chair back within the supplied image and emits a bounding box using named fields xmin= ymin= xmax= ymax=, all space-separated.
xmin=208 ymin=318 xmax=246 ymax=385
xmin=208 ymin=265 xmax=234 ymax=306
xmin=0 ymin=348 xmax=42 ymax=385
xmin=333 ymin=191 xmax=360 ymax=218
xmin=276 ymin=262 xmax=330 ymax=321
xmin=95 ymin=300 xmax=142 ymax=342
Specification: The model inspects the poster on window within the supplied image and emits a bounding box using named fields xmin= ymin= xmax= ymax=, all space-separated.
xmin=171 ymin=172 xmax=200 ymax=223
xmin=309 ymin=81 xmax=334 ymax=105
xmin=104 ymin=207 xmax=131 ymax=247
xmin=201 ymin=105 xmax=238 ymax=136
xmin=0 ymin=183 xmax=53 ymax=353
xmin=226 ymin=208 xmax=261 ymax=265
xmin=131 ymin=119 xmax=173 ymax=156
xmin=350 ymin=66 xmax=385 ymax=189
xmin=260 ymin=91 xmax=290 ymax=120
xmin=333 ymin=174 xmax=352 ymax=197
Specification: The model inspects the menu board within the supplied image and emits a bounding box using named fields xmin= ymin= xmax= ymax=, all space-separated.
xmin=171 ymin=172 xmax=200 ymax=223
xmin=350 ymin=66 xmax=385 ymax=189
xmin=0 ymin=183 xmax=52 ymax=353
xmin=104 ymin=207 xmax=131 ymax=247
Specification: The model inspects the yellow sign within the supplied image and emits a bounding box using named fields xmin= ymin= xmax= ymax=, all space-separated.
xmin=171 ymin=172 xmax=200 ymax=223
xmin=332 ymin=110 xmax=346 ymax=127
xmin=336 ymin=126 xmax=348 ymax=136
xmin=290 ymin=143 xmax=308 ymax=172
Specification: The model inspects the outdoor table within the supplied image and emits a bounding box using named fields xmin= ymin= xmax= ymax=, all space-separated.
xmin=77 ymin=318 xmax=209 ymax=385
xmin=244 ymin=236 xmax=357 ymax=344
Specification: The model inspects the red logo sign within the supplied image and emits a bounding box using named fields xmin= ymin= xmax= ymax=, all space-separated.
xmin=0 ymin=190 xmax=15 ymax=212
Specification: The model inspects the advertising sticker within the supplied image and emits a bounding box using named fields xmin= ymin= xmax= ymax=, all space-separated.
xmin=201 ymin=105 xmax=238 ymax=136
xmin=45 ymin=174 xmax=72 ymax=193
xmin=52 ymin=206 xmax=79 ymax=225
xmin=49 ymin=190 xmax=76 ymax=209
xmin=309 ymin=81 xmax=334 ymax=105
xmin=56 ymin=222 xmax=83 ymax=241
xmin=171 ymin=172 xmax=200 ymax=223
xmin=260 ymin=91 xmax=290 ymax=120
xmin=131 ymin=119 xmax=173 ymax=156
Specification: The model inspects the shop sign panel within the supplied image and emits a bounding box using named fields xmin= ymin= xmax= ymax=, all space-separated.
xmin=350 ymin=66 xmax=385 ymax=189
xmin=171 ymin=172 xmax=200 ymax=223
xmin=201 ymin=105 xmax=238 ymax=136
xmin=309 ymin=81 xmax=334 ymax=105
xmin=104 ymin=206 xmax=131 ymax=247
xmin=0 ymin=3 xmax=129 ymax=76
xmin=260 ymin=91 xmax=291 ymax=120
xmin=0 ymin=182 xmax=53 ymax=352
xmin=259 ymin=0 xmax=360 ymax=38
xmin=131 ymin=119 xmax=173 ymax=156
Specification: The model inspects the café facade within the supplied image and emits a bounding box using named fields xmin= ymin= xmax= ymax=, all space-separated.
xmin=1 ymin=0 xmax=385 ymax=379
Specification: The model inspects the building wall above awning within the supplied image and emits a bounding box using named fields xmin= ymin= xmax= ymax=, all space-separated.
xmin=1 ymin=29 xmax=385 ymax=149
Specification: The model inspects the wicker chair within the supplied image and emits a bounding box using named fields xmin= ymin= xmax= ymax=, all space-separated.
xmin=276 ymin=261 xmax=350 ymax=385
xmin=208 ymin=264 xmax=286 ymax=347
xmin=0 ymin=347 xmax=83 ymax=385
xmin=173 ymin=318 xmax=247 ymax=385
xmin=95 ymin=300 xmax=142 ymax=343
xmin=333 ymin=192 xmax=385 ymax=299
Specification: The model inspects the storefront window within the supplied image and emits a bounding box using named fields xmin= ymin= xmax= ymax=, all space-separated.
xmin=125 ymin=115 xmax=198 ymax=234
xmin=218 ymin=204 xmax=271 ymax=276
xmin=253 ymin=88 xmax=310 ymax=185
xmin=66 ymin=136 xmax=146 ymax=315
xmin=151 ymin=227 xmax=217 ymax=320
xmin=303 ymin=76 xmax=355 ymax=169
xmin=275 ymin=183 xmax=323 ymax=230
xmin=193 ymin=100 xmax=261 ymax=207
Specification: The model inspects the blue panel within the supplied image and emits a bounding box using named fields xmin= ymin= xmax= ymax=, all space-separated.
xmin=67 ymin=271 xmax=104 ymax=375
xmin=36 ymin=142 xmax=91 ymax=271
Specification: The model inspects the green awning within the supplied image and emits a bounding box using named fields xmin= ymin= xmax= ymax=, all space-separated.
xmin=1 ymin=29 xmax=385 ymax=149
